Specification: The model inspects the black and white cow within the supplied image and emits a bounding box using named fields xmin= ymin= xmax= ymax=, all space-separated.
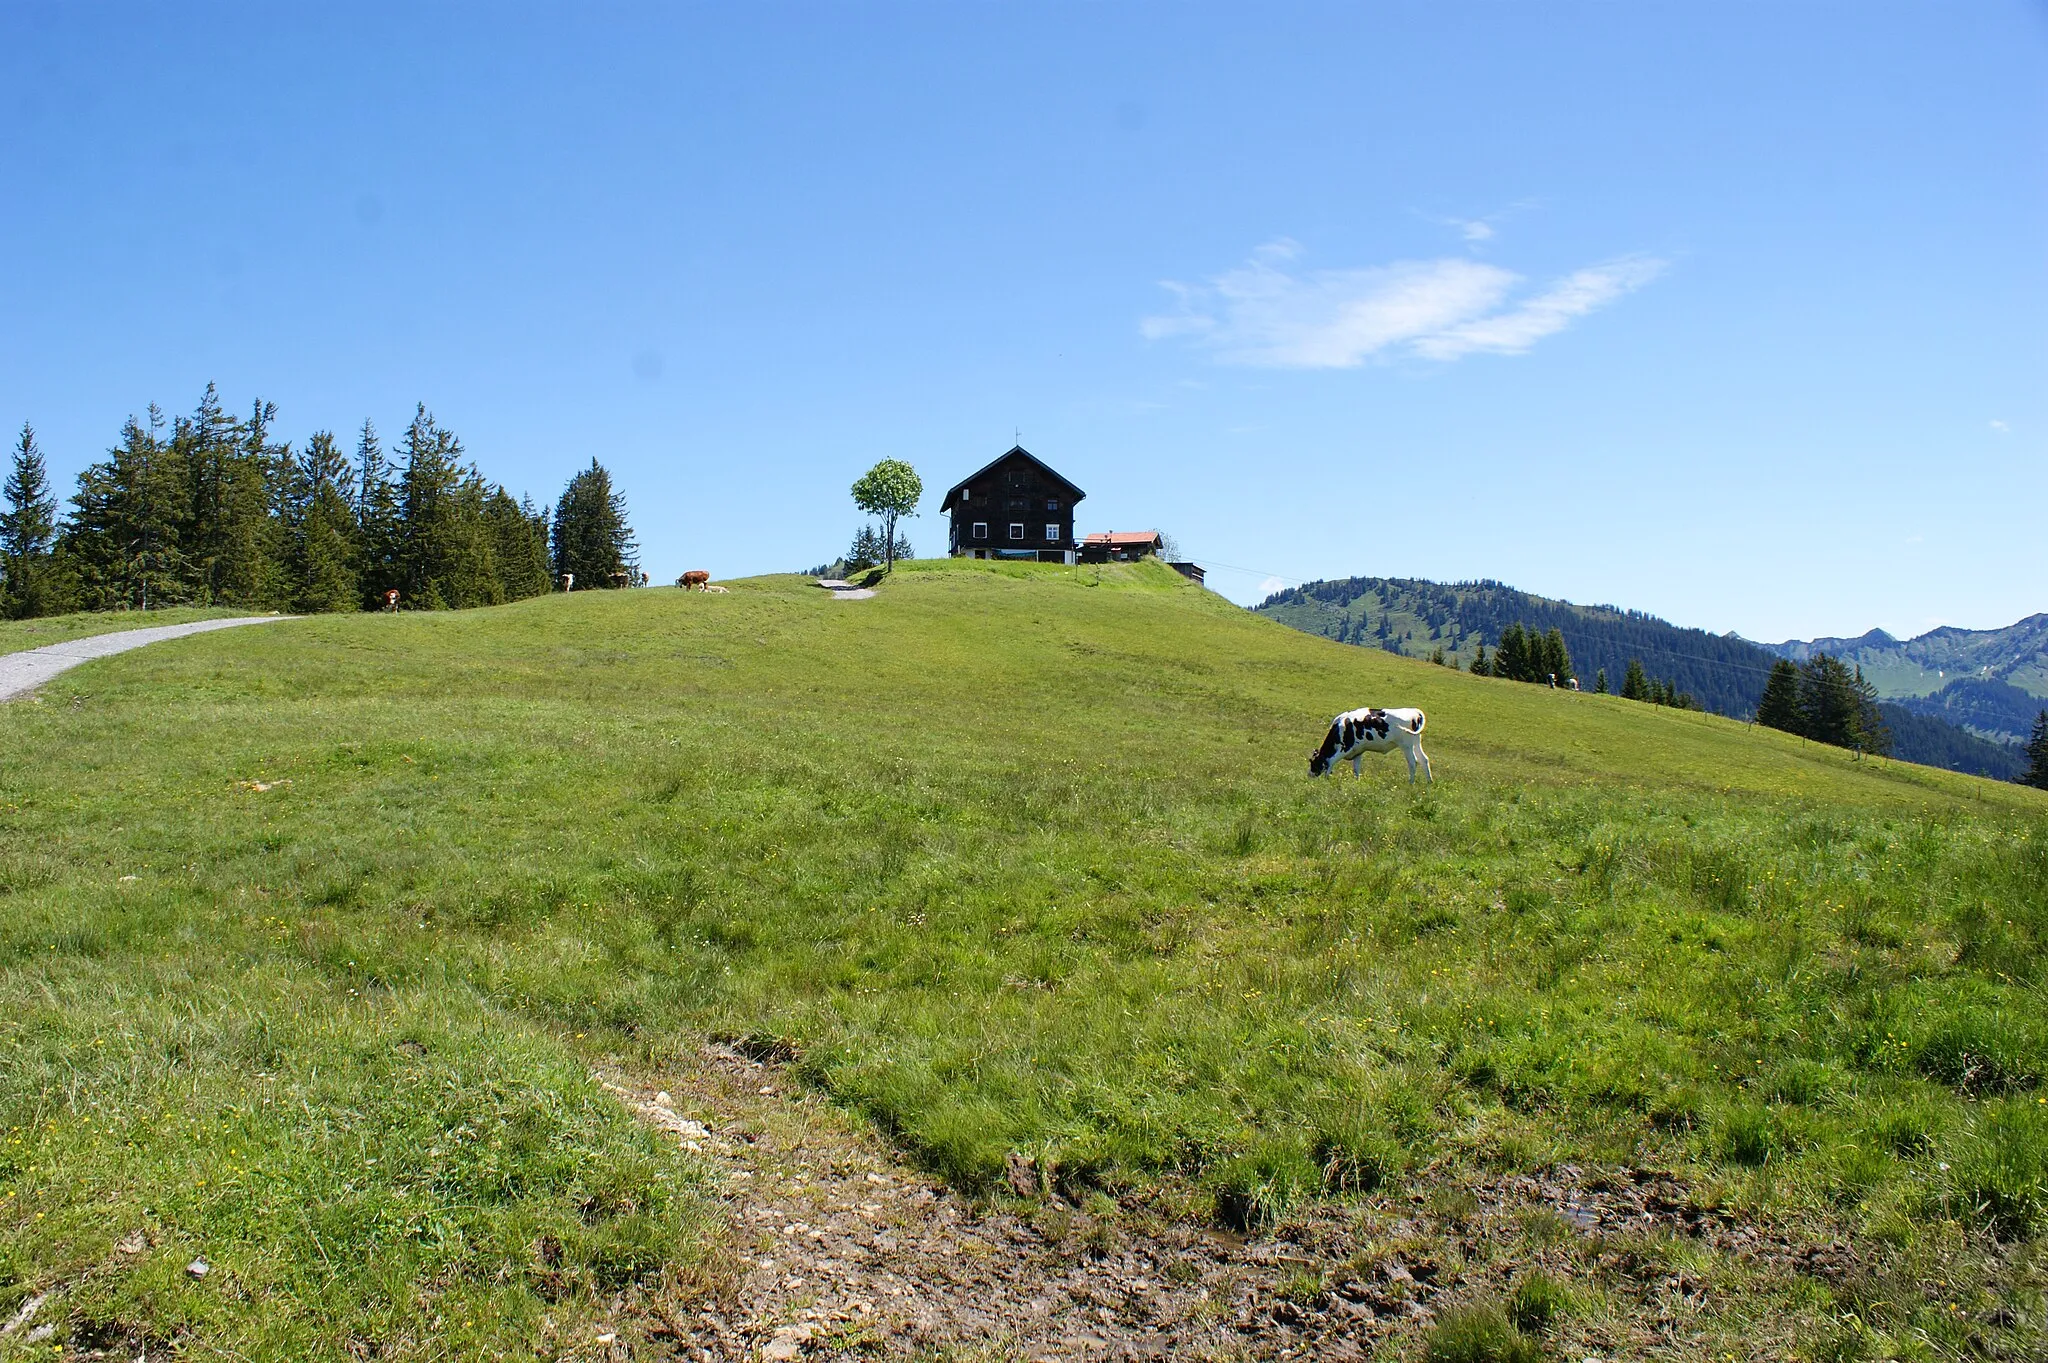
xmin=1308 ymin=707 xmax=1432 ymax=783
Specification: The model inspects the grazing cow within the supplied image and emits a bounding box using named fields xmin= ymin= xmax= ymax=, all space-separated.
xmin=1308 ymin=707 xmax=1432 ymax=784
xmin=382 ymin=589 xmax=399 ymax=613
xmin=701 ymin=584 xmax=730 ymax=594
xmin=679 ymin=570 xmax=711 ymax=591
xmin=561 ymin=573 xmax=574 ymax=592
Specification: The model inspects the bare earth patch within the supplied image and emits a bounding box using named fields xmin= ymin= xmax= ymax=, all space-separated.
xmin=589 ymin=1047 xmax=1895 ymax=1362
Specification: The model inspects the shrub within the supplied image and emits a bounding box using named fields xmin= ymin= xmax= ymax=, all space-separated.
xmin=1425 ymin=1303 xmax=1545 ymax=1363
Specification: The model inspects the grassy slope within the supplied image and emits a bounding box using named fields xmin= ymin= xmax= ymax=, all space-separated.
xmin=1 ymin=559 xmax=2043 ymax=1357
xmin=0 ymin=607 xmax=252 ymax=657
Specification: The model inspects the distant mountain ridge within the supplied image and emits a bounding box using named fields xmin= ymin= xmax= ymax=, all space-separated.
xmin=1252 ymin=575 xmax=2034 ymax=780
xmin=1760 ymin=614 xmax=2048 ymax=700
xmin=1759 ymin=614 xmax=2048 ymax=745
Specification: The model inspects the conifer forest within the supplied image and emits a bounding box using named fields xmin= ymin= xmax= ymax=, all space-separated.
xmin=0 ymin=387 xmax=638 ymax=618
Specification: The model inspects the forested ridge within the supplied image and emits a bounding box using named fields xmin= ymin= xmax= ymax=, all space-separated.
xmin=1255 ymin=575 xmax=1778 ymax=717
xmin=1256 ymin=574 xmax=2030 ymax=782
xmin=2 ymin=387 xmax=637 ymax=619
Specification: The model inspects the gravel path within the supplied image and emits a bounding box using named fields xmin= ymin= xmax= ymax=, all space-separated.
xmin=0 ymin=617 xmax=290 ymax=702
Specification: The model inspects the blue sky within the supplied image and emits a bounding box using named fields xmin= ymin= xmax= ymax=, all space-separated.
xmin=3 ymin=3 xmax=2041 ymax=640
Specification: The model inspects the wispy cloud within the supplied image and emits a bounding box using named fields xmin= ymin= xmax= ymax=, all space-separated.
xmin=1141 ymin=240 xmax=1665 ymax=368
xmin=1989 ymin=419 xmax=2010 ymax=433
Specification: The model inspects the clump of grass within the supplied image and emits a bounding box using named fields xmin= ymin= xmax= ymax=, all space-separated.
xmin=1720 ymin=1103 xmax=1784 ymax=1166
xmin=1505 ymin=1268 xmax=1572 ymax=1333
xmin=1763 ymin=1058 xmax=1836 ymax=1106
xmin=1311 ymin=1114 xmax=1405 ymax=1193
xmin=1425 ymin=1301 xmax=1544 ymax=1363
xmin=1911 ymin=1008 xmax=2043 ymax=1095
xmin=1946 ymin=1098 xmax=2048 ymax=1237
xmin=1210 ymin=1142 xmax=1319 ymax=1233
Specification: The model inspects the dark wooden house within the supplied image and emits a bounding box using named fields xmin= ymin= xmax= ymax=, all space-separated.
xmin=943 ymin=447 xmax=1086 ymax=563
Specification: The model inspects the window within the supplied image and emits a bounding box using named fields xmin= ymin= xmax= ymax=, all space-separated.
xmin=972 ymin=522 xmax=987 ymax=540
xmin=1009 ymin=523 xmax=1024 ymax=540
xmin=1006 ymin=497 xmax=1028 ymax=512
xmin=1045 ymin=523 xmax=1060 ymax=542
xmin=961 ymin=488 xmax=971 ymax=503
xmin=1046 ymin=498 xmax=1059 ymax=511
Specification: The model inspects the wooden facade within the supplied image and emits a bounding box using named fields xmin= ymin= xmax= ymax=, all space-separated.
xmin=943 ymin=447 xmax=1086 ymax=563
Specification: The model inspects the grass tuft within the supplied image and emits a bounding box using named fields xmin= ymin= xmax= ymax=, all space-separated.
xmin=1425 ymin=1301 xmax=1546 ymax=1363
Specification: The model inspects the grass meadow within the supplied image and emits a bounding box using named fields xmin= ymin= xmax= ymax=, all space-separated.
xmin=0 ymin=558 xmax=2042 ymax=1358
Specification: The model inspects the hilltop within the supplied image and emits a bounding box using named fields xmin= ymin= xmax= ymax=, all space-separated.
xmin=0 ymin=558 xmax=2041 ymax=1360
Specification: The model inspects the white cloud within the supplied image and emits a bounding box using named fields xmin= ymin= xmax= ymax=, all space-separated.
xmin=1257 ymin=576 xmax=1286 ymax=597
xmin=1989 ymin=419 xmax=2010 ymax=433
xmin=1452 ymin=218 xmax=1495 ymax=243
xmin=1142 ymin=241 xmax=1664 ymax=368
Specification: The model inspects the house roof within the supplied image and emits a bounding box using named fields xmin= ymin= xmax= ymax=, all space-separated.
xmin=942 ymin=446 xmax=1087 ymax=505
xmin=1081 ymin=530 xmax=1162 ymax=546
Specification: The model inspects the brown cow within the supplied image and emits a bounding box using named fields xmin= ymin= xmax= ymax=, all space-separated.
xmin=383 ymin=589 xmax=400 ymax=612
xmin=679 ymin=571 xmax=711 ymax=591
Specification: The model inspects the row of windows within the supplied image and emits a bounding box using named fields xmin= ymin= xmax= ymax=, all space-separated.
xmin=969 ymin=522 xmax=1062 ymax=541
xmin=960 ymin=489 xmax=1061 ymax=511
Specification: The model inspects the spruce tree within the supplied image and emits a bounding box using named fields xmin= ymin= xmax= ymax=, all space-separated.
xmin=487 ymin=488 xmax=551 ymax=601
xmin=1621 ymin=658 xmax=1649 ymax=701
xmin=1798 ymin=654 xmax=1865 ymax=749
xmin=1541 ymin=627 xmax=1574 ymax=686
xmin=65 ymin=408 xmax=193 ymax=609
xmin=1594 ymin=668 xmax=1608 ymax=694
xmin=355 ymin=420 xmax=403 ymax=607
xmin=2022 ymin=711 xmax=2048 ymax=791
xmin=1756 ymin=659 xmax=1803 ymax=733
xmin=1469 ymin=643 xmax=1491 ymax=677
xmin=550 ymin=459 xmax=638 ymax=589
xmin=397 ymin=404 xmax=494 ymax=609
xmin=290 ymin=431 xmax=361 ymax=613
xmin=2 ymin=423 xmax=68 ymax=618
xmin=1852 ymin=664 xmax=1891 ymax=756
xmin=1495 ymin=623 xmax=1530 ymax=682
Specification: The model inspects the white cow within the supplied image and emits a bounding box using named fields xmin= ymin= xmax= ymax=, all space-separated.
xmin=1308 ymin=707 xmax=1432 ymax=784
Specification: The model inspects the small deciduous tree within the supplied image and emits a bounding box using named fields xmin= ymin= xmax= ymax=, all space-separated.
xmin=850 ymin=459 xmax=921 ymax=572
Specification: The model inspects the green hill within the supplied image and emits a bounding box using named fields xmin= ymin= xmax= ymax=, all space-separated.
xmin=1252 ymin=574 xmax=2029 ymax=778
xmin=1253 ymin=575 xmax=1784 ymax=717
xmin=1 ymin=558 xmax=2042 ymax=1358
